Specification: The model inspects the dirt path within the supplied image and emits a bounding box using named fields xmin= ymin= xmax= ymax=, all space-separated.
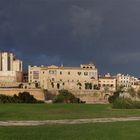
xmin=0 ymin=117 xmax=140 ymax=126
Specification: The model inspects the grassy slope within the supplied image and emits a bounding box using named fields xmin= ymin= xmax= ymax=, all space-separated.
xmin=0 ymin=104 xmax=140 ymax=120
xmin=0 ymin=121 xmax=140 ymax=140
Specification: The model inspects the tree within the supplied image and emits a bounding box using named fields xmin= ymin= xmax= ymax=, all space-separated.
xmin=18 ymin=92 xmax=37 ymax=103
xmin=127 ymin=87 xmax=136 ymax=98
xmin=117 ymin=85 xmax=125 ymax=93
xmin=53 ymin=89 xmax=83 ymax=103
xmin=137 ymin=89 xmax=140 ymax=99
xmin=108 ymin=86 xmax=125 ymax=104
xmin=0 ymin=92 xmax=44 ymax=104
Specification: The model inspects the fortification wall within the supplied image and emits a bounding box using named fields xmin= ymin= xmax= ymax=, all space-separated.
xmin=0 ymin=88 xmax=45 ymax=101
xmin=47 ymin=90 xmax=112 ymax=104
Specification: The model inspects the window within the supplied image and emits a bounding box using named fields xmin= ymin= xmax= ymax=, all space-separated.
xmin=49 ymin=70 xmax=56 ymax=75
xmin=84 ymin=72 xmax=88 ymax=76
xmin=68 ymin=72 xmax=70 ymax=75
xmin=78 ymin=72 xmax=81 ymax=75
xmin=33 ymin=71 xmax=39 ymax=79
xmin=89 ymin=72 xmax=94 ymax=76
xmin=60 ymin=71 xmax=62 ymax=75
xmin=51 ymin=82 xmax=54 ymax=88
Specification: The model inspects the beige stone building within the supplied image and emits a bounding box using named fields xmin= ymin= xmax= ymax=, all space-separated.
xmin=28 ymin=64 xmax=98 ymax=90
xmin=99 ymin=73 xmax=117 ymax=92
xmin=0 ymin=52 xmax=23 ymax=86
xmin=28 ymin=65 xmax=42 ymax=84
xmin=116 ymin=74 xmax=136 ymax=90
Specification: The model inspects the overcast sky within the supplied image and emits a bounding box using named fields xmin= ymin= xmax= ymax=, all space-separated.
xmin=1 ymin=0 xmax=140 ymax=76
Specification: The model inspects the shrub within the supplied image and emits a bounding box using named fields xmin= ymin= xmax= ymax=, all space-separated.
xmin=0 ymin=92 xmax=44 ymax=104
xmin=137 ymin=90 xmax=140 ymax=99
xmin=108 ymin=91 xmax=120 ymax=103
xmin=18 ymin=92 xmax=36 ymax=103
xmin=127 ymin=87 xmax=136 ymax=98
xmin=112 ymin=97 xmax=140 ymax=109
xmin=53 ymin=89 xmax=84 ymax=103
xmin=0 ymin=94 xmax=14 ymax=103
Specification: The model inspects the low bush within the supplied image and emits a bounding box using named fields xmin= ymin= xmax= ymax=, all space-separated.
xmin=0 ymin=92 xmax=44 ymax=104
xmin=53 ymin=89 xmax=84 ymax=103
xmin=112 ymin=97 xmax=140 ymax=109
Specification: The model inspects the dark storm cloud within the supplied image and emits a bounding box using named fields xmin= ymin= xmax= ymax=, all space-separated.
xmin=0 ymin=0 xmax=140 ymax=75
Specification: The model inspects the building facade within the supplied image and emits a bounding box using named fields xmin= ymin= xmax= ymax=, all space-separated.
xmin=116 ymin=74 xmax=136 ymax=90
xmin=0 ymin=52 xmax=23 ymax=85
xmin=99 ymin=73 xmax=117 ymax=92
xmin=28 ymin=64 xmax=99 ymax=90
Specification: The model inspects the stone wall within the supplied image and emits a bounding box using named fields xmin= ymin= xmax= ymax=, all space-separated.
xmin=47 ymin=90 xmax=111 ymax=104
xmin=0 ymin=88 xmax=111 ymax=103
xmin=0 ymin=88 xmax=45 ymax=101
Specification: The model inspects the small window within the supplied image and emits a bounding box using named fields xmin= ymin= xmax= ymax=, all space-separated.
xmin=78 ymin=72 xmax=81 ymax=75
xmin=60 ymin=71 xmax=62 ymax=75
xmin=68 ymin=72 xmax=70 ymax=75
xmin=84 ymin=72 xmax=88 ymax=76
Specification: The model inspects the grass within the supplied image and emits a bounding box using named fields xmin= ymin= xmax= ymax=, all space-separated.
xmin=0 ymin=121 xmax=140 ymax=140
xmin=0 ymin=104 xmax=140 ymax=120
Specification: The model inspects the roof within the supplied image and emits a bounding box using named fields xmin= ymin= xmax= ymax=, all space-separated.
xmin=99 ymin=76 xmax=116 ymax=80
xmin=41 ymin=66 xmax=97 ymax=70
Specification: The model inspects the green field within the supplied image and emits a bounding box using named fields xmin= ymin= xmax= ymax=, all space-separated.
xmin=0 ymin=121 xmax=139 ymax=140
xmin=0 ymin=104 xmax=140 ymax=140
xmin=0 ymin=104 xmax=140 ymax=120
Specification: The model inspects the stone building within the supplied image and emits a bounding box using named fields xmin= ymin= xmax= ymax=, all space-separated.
xmin=0 ymin=52 xmax=23 ymax=86
xmin=99 ymin=73 xmax=117 ymax=92
xmin=116 ymin=73 xmax=136 ymax=90
xmin=28 ymin=64 xmax=98 ymax=90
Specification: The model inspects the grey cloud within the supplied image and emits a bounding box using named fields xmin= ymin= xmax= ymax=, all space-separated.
xmin=26 ymin=54 xmax=61 ymax=66
xmin=110 ymin=52 xmax=140 ymax=65
xmin=1 ymin=0 xmax=140 ymax=76
xmin=70 ymin=5 xmax=103 ymax=38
